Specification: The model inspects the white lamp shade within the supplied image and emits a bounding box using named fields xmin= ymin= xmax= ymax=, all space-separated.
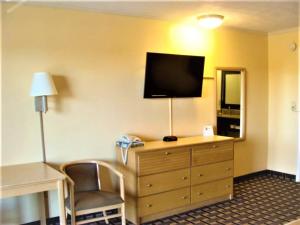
xmin=30 ymin=72 xmax=58 ymax=96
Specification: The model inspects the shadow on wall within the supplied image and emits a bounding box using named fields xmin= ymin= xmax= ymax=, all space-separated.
xmin=48 ymin=75 xmax=73 ymax=113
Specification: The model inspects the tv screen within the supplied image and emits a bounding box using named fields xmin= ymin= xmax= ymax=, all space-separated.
xmin=144 ymin=52 xmax=205 ymax=98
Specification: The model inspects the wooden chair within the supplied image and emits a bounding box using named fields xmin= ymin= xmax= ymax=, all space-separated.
xmin=60 ymin=160 xmax=126 ymax=225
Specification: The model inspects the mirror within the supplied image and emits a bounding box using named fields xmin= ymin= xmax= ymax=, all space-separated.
xmin=216 ymin=68 xmax=246 ymax=141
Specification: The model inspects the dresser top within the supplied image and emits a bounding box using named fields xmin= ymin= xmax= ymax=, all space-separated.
xmin=131 ymin=135 xmax=233 ymax=153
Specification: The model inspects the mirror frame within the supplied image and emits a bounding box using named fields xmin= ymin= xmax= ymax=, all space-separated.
xmin=216 ymin=67 xmax=246 ymax=141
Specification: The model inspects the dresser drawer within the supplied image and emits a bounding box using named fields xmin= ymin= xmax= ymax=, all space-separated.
xmin=137 ymin=148 xmax=190 ymax=176
xmin=191 ymin=160 xmax=233 ymax=185
xmin=138 ymin=168 xmax=190 ymax=197
xmin=192 ymin=141 xmax=233 ymax=166
xmin=138 ymin=187 xmax=190 ymax=217
xmin=191 ymin=178 xmax=233 ymax=204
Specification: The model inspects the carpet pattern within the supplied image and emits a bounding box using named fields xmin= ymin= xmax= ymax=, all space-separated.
xmin=51 ymin=173 xmax=300 ymax=225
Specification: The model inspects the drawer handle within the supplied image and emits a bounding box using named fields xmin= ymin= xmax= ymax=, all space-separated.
xmin=226 ymin=185 xmax=231 ymax=188
xmin=197 ymin=192 xmax=203 ymax=196
xmin=182 ymin=176 xmax=188 ymax=180
xmin=146 ymin=204 xmax=152 ymax=208
xmin=198 ymin=174 xmax=203 ymax=177
xmin=226 ymin=168 xmax=231 ymax=171
xmin=146 ymin=184 xmax=152 ymax=187
xmin=182 ymin=196 xmax=188 ymax=199
xmin=212 ymin=145 xmax=218 ymax=149
xmin=165 ymin=152 xmax=171 ymax=155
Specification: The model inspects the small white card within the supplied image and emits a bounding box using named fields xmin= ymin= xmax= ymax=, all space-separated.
xmin=203 ymin=125 xmax=214 ymax=137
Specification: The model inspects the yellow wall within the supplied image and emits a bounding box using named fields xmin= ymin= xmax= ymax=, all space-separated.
xmin=1 ymin=4 xmax=268 ymax=223
xmin=212 ymin=28 xmax=269 ymax=177
xmin=268 ymin=29 xmax=299 ymax=174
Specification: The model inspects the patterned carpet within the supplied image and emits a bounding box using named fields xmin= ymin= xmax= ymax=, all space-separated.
xmin=47 ymin=173 xmax=300 ymax=225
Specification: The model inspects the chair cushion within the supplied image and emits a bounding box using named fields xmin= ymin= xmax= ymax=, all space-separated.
xmin=66 ymin=191 xmax=123 ymax=211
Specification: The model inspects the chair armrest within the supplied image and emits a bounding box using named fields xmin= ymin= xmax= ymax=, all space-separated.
xmin=96 ymin=161 xmax=124 ymax=179
xmin=59 ymin=168 xmax=76 ymax=221
xmin=96 ymin=161 xmax=125 ymax=200
xmin=59 ymin=168 xmax=75 ymax=199
xmin=60 ymin=170 xmax=75 ymax=186
xmin=65 ymin=174 xmax=75 ymax=187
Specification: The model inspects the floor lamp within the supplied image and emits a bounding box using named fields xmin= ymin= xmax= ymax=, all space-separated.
xmin=30 ymin=72 xmax=57 ymax=162
xmin=30 ymin=72 xmax=57 ymax=225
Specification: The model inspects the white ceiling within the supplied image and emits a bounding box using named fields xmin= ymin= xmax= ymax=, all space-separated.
xmin=27 ymin=1 xmax=299 ymax=32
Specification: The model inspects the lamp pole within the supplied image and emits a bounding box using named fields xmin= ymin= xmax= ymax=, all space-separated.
xmin=39 ymin=111 xmax=46 ymax=162
xmin=35 ymin=95 xmax=48 ymax=162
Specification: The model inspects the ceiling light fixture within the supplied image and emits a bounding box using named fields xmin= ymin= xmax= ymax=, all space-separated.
xmin=197 ymin=14 xmax=224 ymax=29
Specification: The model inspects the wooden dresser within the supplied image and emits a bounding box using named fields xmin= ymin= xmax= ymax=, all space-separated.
xmin=116 ymin=135 xmax=234 ymax=225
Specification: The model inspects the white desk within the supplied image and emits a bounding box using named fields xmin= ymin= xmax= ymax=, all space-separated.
xmin=0 ymin=162 xmax=66 ymax=225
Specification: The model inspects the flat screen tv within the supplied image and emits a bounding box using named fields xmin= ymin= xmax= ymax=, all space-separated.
xmin=144 ymin=52 xmax=205 ymax=98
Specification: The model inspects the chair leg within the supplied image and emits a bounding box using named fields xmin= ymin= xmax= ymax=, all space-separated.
xmin=65 ymin=210 xmax=68 ymax=224
xmin=69 ymin=186 xmax=76 ymax=225
xmin=70 ymin=208 xmax=76 ymax=225
xmin=103 ymin=210 xmax=109 ymax=224
xmin=121 ymin=204 xmax=126 ymax=225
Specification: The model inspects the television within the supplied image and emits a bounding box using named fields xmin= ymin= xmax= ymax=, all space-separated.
xmin=144 ymin=52 xmax=205 ymax=98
